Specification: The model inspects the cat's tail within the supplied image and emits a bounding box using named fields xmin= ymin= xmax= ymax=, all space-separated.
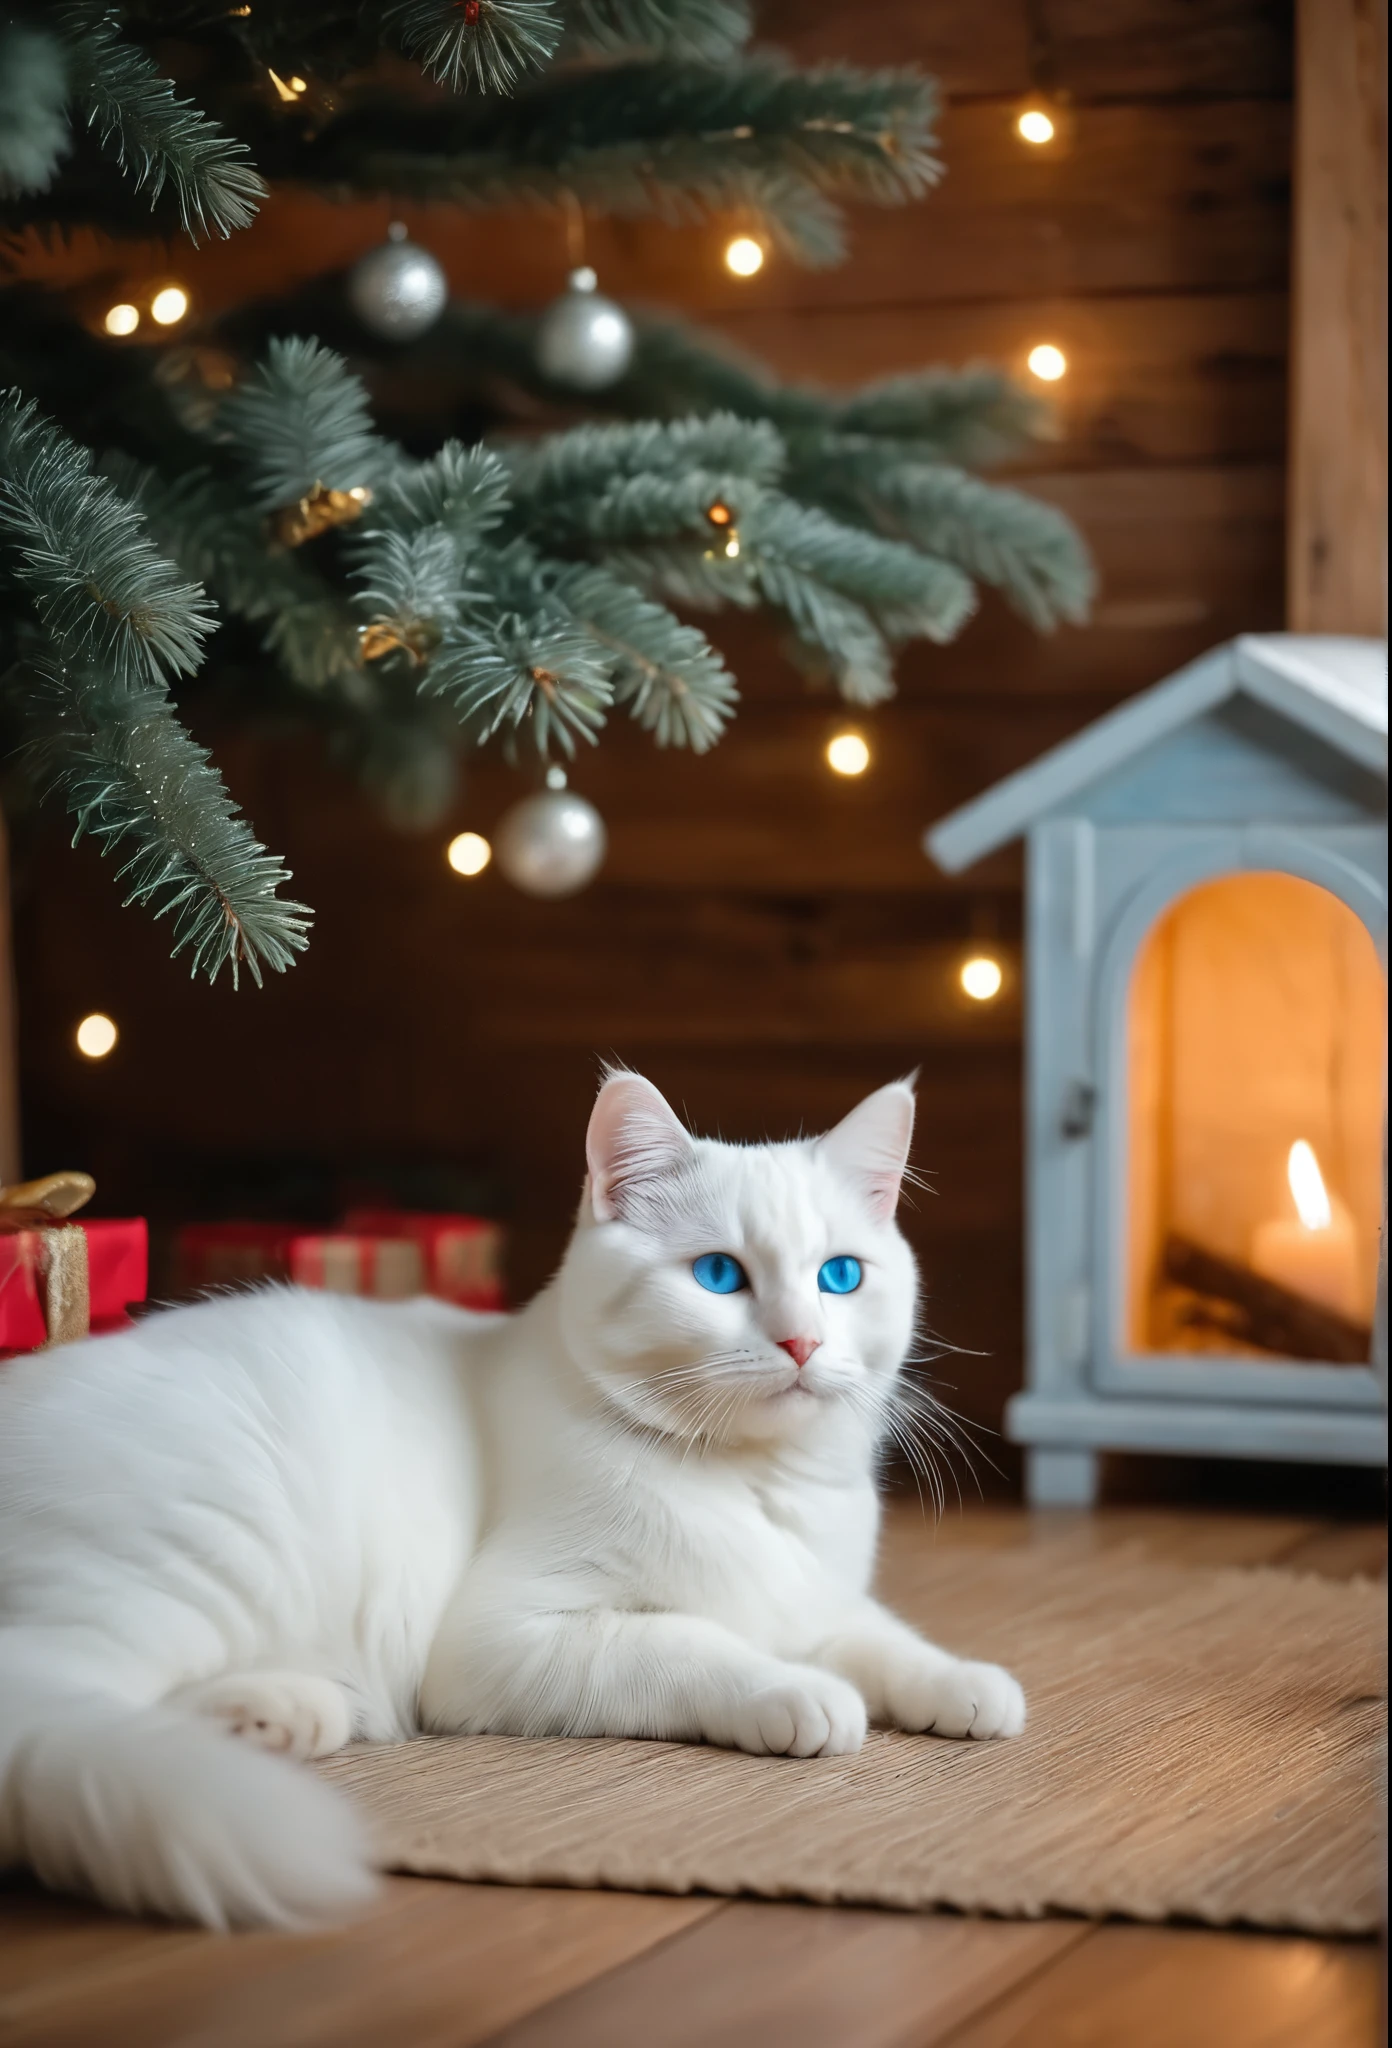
xmin=0 ymin=1633 xmax=378 ymax=1928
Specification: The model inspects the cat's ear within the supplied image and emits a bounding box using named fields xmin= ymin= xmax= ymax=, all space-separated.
xmin=586 ymin=1071 xmax=694 ymax=1223
xmin=818 ymin=1076 xmax=916 ymax=1220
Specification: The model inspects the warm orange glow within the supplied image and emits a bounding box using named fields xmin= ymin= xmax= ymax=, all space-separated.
xmin=1287 ymin=1140 xmax=1333 ymax=1231
xmin=960 ymin=956 xmax=1004 ymax=1001
xmin=724 ymin=236 xmax=765 ymax=277
xmin=826 ymin=732 xmax=870 ymax=776
xmin=1016 ymin=108 xmax=1056 ymax=145
xmin=103 ymin=303 xmax=139 ymax=336
xmin=76 ymin=1013 xmax=118 ymax=1059
xmin=1027 ymin=343 xmax=1067 ymax=381
xmin=447 ymin=832 xmax=492 ymax=877
xmin=150 ymin=286 xmax=189 ymax=326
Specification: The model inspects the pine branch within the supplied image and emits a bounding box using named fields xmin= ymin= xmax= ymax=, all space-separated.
xmin=744 ymin=495 xmax=976 ymax=646
xmin=15 ymin=643 xmax=310 ymax=987
xmin=546 ymin=560 xmax=737 ymax=749
xmin=562 ymin=1 xmax=751 ymax=61
xmin=353 ymin=525 xmax=462 ymax=642
xmin=383 ymin=0 xmax=562 ymax=92
xmin=0 ymin=24 xmax=70 ymax=199
xmin=56 ymin=3 xmax=265 ymax=240
xmin=218 ymin=338 xmax=388 ymax=508
xmin=99 ymin=454 xmax=365 ymax=692
xmin=823 ymin=458 xmax=1096 ymax=631
xmin=329 ymin=57 xmax=935 ymax=263
xmin=0 ymin=392 xmax=215 ymax=686
xmin=370 ymin=440 xmax=511 ymax=545
xmin=425 ymin=614 xmax=614 ymax=756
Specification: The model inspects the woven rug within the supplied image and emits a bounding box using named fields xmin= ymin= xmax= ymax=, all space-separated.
xmin=322 ymin=1544 xmax=1386 ymax=1933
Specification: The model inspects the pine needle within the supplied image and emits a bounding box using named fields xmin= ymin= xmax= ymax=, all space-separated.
xmin=18 ymin=645 xmax=311 ymax=987
xmin=57 ymin=3 xmax=265 ymax=240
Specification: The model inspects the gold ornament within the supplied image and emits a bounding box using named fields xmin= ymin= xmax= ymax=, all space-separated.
xmin=358 ymin=619 xmax=431 ymax=665
xmin=274 ymin=482 xmax=373 ymax=548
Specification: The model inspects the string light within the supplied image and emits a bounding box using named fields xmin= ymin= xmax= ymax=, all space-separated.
xmin=447 ymin=831 xmax=492 ymax=877
xmin=1027 ymin=343 xmax=1066 ymax=382
xmin=826 ymin=731 xmax=870 ymax=776
xmin=103 ymin=303 xmax=139 ymax=336
xmin=150 ymin=286 xmax=189 ymax=326
xmin=1016 ymin=108 xmax=1056 ymax=145
xmin=75 ymin=1013 xmax=118 ymax=1059
xmin=268 ymin=69 xmax=307 ymax=101
xmin=960 ymin=956 xmax=1004 ymax=1002
xmin=724 ymin=235 xmax=765 ymax=277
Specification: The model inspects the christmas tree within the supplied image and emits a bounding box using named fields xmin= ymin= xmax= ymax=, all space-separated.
xmin=0 ymin=1 xmax=1092 ymax=986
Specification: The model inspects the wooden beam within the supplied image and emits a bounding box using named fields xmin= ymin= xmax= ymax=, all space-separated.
xmin=1288 ymin=0 xmax=1388 ymax=632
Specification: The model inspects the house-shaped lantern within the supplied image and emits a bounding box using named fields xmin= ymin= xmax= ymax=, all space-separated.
xmin=926 ymin=635 xmax=1388 ymax=1504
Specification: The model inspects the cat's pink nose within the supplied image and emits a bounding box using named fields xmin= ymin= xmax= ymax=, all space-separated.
xmin=778 ymin=1336 xmax=820 ymax=1369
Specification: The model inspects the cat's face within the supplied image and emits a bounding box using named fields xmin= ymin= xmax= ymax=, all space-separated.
xmin=559 ymin=1073 xmax=918 ymax=1451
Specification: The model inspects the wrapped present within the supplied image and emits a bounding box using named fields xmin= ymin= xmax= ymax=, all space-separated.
xmin=289 ymin=1233 xmax=424 ymax=1300
xmin=175 ymin=1222 xmax=298 ymax=1293
xmin=343 ymin=1210 xmax=505 ymax=1310
xmin=0 ymin=1172 xmax=147 ymax=1355
xmin=174 ymin=1211 xmax=505 ymax=1310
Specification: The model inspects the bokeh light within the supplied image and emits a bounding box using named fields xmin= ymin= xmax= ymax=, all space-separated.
xmin=960 ymin=956 xmax=1004 ymax=1002
xmin=1016 ymin=109 xmax=1056 ymax=145
xmin=1027 ymin=343 xmax=1067 ymax=381
xmin=724 ymin=236 xmax=765 ymax=277
xmin=826 ymin=732 xmax=871 ymax=776
xmin=150 ymin=286 xmax=189 ymax=326
xmin=447 ymin=831 xmax=492 ymax=877
xmin=103 ymin=303 xmax=140 ymax=336
xmin=76 ymin=1013 xmax=119 ymax=1058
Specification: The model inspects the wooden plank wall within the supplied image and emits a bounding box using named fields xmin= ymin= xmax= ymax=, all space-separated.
xmin=12 ymin=1 xmax=1292 ymax=1476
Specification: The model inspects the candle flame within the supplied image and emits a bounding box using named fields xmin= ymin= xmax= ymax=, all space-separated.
xmin=1288 ymin=1140 xmax=1332 ymax=1232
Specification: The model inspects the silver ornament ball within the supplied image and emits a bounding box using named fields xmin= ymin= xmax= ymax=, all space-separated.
xmin=494 ymin=785 xmax=607 ymax=898
xmin=348 ymin=226 xmax=448 ymax=340
xmin=536 ymin=266 xmax=634 ymax=390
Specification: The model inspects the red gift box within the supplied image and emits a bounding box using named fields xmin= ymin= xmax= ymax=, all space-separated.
xmin=289 ymin=1233 xmax=424 ymax=1300
xmin=175 ymin=1212 xmax=504 ymax=1311
xmin=0 ymin=1218 xmax=148 ymax=1355
xmin=342 ymin=1210 xmax=505 ymax=1310
xmin=175 ymin=1221 xmax=298 ymax=1293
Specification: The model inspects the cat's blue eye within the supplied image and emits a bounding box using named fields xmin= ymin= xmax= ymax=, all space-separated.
xmin=817 ymin=1256 xmax=863 ymax=1295
xmin=692 ymin=1252 xmax=749 ymax=1295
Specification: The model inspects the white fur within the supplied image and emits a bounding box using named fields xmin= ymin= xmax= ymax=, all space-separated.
xmin=0 ymin=1074 xmax=1023 ymax=1928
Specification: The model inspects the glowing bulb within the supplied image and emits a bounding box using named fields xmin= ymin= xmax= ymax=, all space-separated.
xmin=724 ymin=235 xmax=765 ymax=278
xmin=724 ymin=535 xmax=741 ymax=558
xmin=76 ymin=1013 xmax=118 ymax=1059
xmin=960 ymin=956 xmax=1003 ymax=1002
xmin=103 ymin=303 xmax=139 ymax=336
xmin=826 ymin=732 xmax=870 ymax=776
xmin=1017 ymin=108 xmax=1055 ymax=145
xmin=447 ymin=831 xmax=492 ymax=877
xmin=150 ymin=287 xmax=189 ymax=326
xmin=289 ymin=76 xmax=307 ymax=93
xmin=268 ymin=68 xmax=299 ymax=101
xmin=1027 ymin=343 xmax=1067 ymax=382
xmin=1288 ymin=1140 xmax=1332 ymax=1232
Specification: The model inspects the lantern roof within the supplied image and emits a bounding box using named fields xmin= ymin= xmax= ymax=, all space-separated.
xmin=925 ymin=634 xmax=1388 ymax=874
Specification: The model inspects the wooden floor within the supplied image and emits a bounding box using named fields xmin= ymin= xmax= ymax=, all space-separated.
xmin=1 ymin=1505 xmax=1383 ymax=2048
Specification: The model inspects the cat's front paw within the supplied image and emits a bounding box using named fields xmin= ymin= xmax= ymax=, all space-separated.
xmin=182 ymin=1671 xmax=353 ymax=1761
xmin=728 ymin=1668 xmax=867 ymax=1758
xmin=883 ymin=1652 xmax=1025 ymax=1741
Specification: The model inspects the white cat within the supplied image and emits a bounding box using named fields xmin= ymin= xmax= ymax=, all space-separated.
xmin=0 ymin=1071 xmax=1024 ymax=1929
